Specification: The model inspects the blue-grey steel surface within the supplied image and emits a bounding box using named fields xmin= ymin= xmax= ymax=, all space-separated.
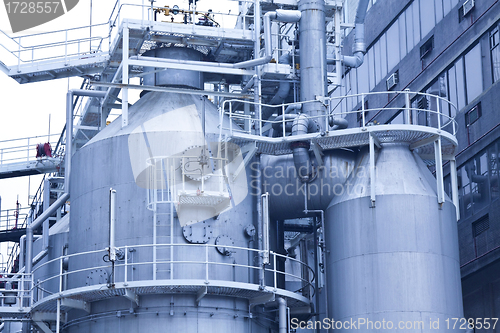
xmin=325 ymin=144 xmax=463 ymax=332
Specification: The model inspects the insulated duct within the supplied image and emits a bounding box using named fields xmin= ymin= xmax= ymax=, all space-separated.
xmin=291 ymin=114 xmax=314 ymax=182
xmin=342 ymin=0 xmax=369 ymax=68
xmin=261 ymin=52 xmax=292 ymax=121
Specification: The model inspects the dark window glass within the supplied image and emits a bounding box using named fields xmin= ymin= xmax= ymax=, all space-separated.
xmin=490 ymin=27 xmax=500 ymax=82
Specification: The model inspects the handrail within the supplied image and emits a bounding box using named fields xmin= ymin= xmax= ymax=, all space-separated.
xmin=221 ymin=90 xmax=459 ymax=138
xmin=30 ymin=242 xmax=314 ymax=305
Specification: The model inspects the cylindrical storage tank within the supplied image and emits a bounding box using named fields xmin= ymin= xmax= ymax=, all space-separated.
xmin=325 ymin=143 xmax=463 ymax=332
xmin=142 ymin=47 xmax=204 ymax=89
xmin=66 ymin=91 xmax=269 ymax=332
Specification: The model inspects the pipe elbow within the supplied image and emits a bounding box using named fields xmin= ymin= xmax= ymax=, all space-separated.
xmin=342 ymin=52 xmax=364 ymax=68
xmin=278 ymin=297 xmax=287 ymax=306
xmin=329 ymin=116 xmax=349 ymax=130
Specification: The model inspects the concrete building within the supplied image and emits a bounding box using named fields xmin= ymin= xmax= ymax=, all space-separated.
xmin=338 ymin=0 xmax=500 ymax=325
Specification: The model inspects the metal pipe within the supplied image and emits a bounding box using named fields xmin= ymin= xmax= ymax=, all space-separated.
xmin=234 ymin=10 xmax=300 ymax=69
xmin=241 ymin=74 xmax=258 ymax=93
xmin=299 ymin=0 xmax=327 ymax=128
xmin=292 ymin=114 xmax=313 ymax=182
xmin=109 ymin=188 xmax=117 ymax=262
xmin=342 ymin=0 xmax=369 ymax=68
xmin=262 ymin=52 xmax=292 ymax=120
xmin=25 ymin=192 xmax=69 ymax=274
xmin=329 ymin=116 xmax=348 ymax=130
xmin=65 ymin=89 xmax=106 ymax=193
xmin=256 ymin=155 xmax=265 ymax=288
xmin=278 ymin=297 xmax=287 ymax=333
xmin=19 ymin=235 xmax=25 ymax=269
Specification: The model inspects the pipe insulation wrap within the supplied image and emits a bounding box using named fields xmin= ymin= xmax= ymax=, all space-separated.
xmin=343 ymin=0 xmax=370 ymax=68
xmin=262 ymin=52 xmax=292 ymax=120
xmin=275 ymin=9 xmax=301 ymax=22
xmin=292 ymin=114 xmax=313 ymax=182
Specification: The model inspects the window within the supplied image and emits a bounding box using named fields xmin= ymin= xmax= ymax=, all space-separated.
xmin=464 ymin=44 xmax=483 ymax=103
xmin=490 ymin=27 xmax=500 ymax=82
xmin=466 ymin=103 xmax=481 ymax=145
xmin=387 ymin=23 xmax=400 ymax=72
xmin=473 ymin=214 xmax=489 ymax=257
xmin=466 ymin=103 xmax=481 ymax=126
xmin=473 ymin=215 xmax=489 ymax=237
xmin=420 ymin=36 xmax=434 ymax=59
xmin=420 ymin=0 xmax=435 ymax=38
xmin=456 ymin=139 xmax=500 ymax=219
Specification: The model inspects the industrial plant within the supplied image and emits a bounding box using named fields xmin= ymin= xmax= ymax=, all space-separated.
xmin=0 ymin=0 xmax=497 ymax=332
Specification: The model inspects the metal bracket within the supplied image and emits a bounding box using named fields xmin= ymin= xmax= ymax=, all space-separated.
xmin=196 ymin=286 xmax=208 ymax=305
xmin=34 ymin=321 xmax=53 ymax=333
xmin=311 ymin=142 xmax=324 ymax=166
xmin=124 ymin=289 xmax=140 ymax=307
xmin=60 ymin=298 xmax=90 ymax=313
xmin=315 ymin=95 xmax=328 ymax=107
xmin=249 ymin=292 xmax=275 ymax=309
xmin=32 ymin=311 xmax=61 ymax=322
xmin=409 ymin=134 xmax=439 ymax=150
xmin=369 ymin=132 xmax=382 ymax=149
xmin=232 ymin=142 xmax=257 ymax=182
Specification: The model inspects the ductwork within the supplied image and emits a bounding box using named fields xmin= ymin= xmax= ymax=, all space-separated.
xmin=291 ymin=114 xmax=315 ymax=182
xmin=272 ymin=113 xmax=319 ymax=135
xmin=342 ymin=0 xmax=369 ymax=68
xmin=261 ymin=52 xmax=292 ymax=120
xmin=329 ymin=116 xmax=349 ymax=130
xmin=234 ymin=10 xmax=301 ymax=69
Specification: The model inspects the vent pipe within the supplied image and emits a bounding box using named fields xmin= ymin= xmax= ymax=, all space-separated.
xmin=342 ymin=0 xmax=369 ymax=68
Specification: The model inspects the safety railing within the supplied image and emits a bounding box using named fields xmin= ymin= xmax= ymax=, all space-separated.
xmin=0 ymin=0 xmax=257 ymax=71
xmin=0 ymin=134 xmax=62 ymax=167
xmin=221 ymin=90 xmax=459 ymax=138
xmin=146 ymin=152 xmax=229 ymax=209
xmin=0 ymin=207 xmax=30 ymax=231
xmin=0 ymin=273 xmax=33 ymax=309
xmin=0 ymin=23 xmax=109 ymax=68
xmin=30 ymin=243 xmax=315 ymax=304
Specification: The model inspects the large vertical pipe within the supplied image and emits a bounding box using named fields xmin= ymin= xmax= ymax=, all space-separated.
xmin=256 ymin=154 xmax=264 ymax=288
xmin=299 ymin=0 xmax=327 ymax=128
xmin=278 ymin=297 xmax=287 ymax=333
xmin=109 ymin=188 xmax=117 ymax=262
xmin=42 ymin=179 xmax=50 ymax=250
xmin=65 ymin=91 xmax=73 ymax=193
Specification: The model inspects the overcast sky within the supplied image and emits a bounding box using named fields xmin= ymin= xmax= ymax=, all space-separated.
xmin=0 ymin=0 xmax=237 ymax=260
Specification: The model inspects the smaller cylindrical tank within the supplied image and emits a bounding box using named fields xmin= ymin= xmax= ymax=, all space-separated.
xmin=143 ymin=47 xmax=204 ymax=89
xmin=325 ymin=143 xmax=463 ymax=332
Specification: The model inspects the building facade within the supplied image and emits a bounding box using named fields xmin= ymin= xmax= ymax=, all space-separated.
xmin=338 ymin=0 xmax=500 ymax=326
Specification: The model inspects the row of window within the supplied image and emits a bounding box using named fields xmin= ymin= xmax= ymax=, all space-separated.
xmin=361 ymin=0 xmax=460 ymax=92
xmin=332 ymin=39 xmax=483 ymax=122
xmin=445 ymin=139 xmax=500 ymax=220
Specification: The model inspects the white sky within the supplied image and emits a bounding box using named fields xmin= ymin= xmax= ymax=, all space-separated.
xmin=0 ymin=0 xmax=238 ymax=263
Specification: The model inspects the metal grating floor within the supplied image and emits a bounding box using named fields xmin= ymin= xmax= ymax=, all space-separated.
xmin=231 ymin=125 xmax=458 ymax=166
xmin=31 ymin=280 xmax=311 ymax=314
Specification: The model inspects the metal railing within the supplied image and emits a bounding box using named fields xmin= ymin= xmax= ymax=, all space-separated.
xmin=0 ymin=0 xmax=254 ymax=69
xmin=221 ymin=90 xmax=459 ymax=138
xmin=146 ymin=152 xmax=229 ymax=210
xmin=31 ymin=243 xmax=314 ymax=304
xmin=0 ymin=207 xmax=30 ymax=231
xmin=0 ymin=134 xmax=62 ymax=167
xmin=0 ymin=273 xmax=33 ymax=309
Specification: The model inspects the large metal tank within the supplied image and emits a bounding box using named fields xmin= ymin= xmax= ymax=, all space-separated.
xmin=325 ymin=143 xmax=463 ymax=332
xmin=66 ymin=48 xmax=270 ymax=332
